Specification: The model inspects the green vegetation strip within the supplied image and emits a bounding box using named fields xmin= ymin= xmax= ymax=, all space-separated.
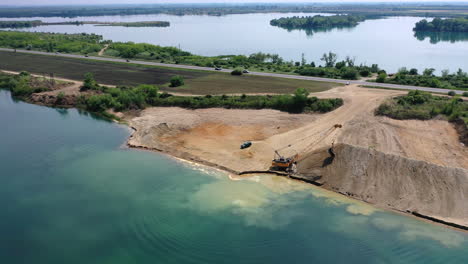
xmin=0 ymin=72 xmax=343 ymax=115
xmin=374 ymin=67 xmax=468 ymax=90
xmin=0 ymin=51 xmax=339 ymax=94
xmin=0 ymin=20 xmax=170 ymax=28
xmin=376 ymin=90 xmax=468 ymax=126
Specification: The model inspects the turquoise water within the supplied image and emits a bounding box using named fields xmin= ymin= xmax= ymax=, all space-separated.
xmin=1 ymin=89 xmax=468 ymax=263
xmin=2 ymin=13 xmax=468 ymax=73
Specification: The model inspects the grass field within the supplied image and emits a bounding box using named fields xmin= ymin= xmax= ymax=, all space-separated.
xmin=0 ymin=51 xmax=340 ymax=95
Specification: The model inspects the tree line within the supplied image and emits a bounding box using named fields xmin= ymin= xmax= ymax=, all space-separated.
xmin=0 ymin=71 xmax=343 ymax=115
xmin=375 ymin=67 xmax=468 ymax=90
xmin=0 ymin=20 xmax=169 ymax=28
xmin=414 ymin=17 xmax=468 ymax=32
xmin=0 ymin=31 xmax=104 ymax=54
xmin=270 ymin=15 xmax=367 ymax=31
xmin=0 ymin=20 xmax=43 ymax=28
xmin=79 ymin=73 xmax=343 ymax=114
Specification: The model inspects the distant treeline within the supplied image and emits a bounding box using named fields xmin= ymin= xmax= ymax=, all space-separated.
xmin=0 ymin=4 xmax=467 ymax=18
xmin=0 ymin=20 xmax=42 ymax=28
xmin=0 ymin=20 xmax=169 ymax=28
xmin=414 ymin=17 xmax=468 ymax=33
xmin=270 ymin=15 xmax=367 ymax=31
xmin=0 ymin=20 xmax=84 ymax=28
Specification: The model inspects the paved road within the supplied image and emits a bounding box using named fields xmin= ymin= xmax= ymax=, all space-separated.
xmin=1 ymin=48 xmax=466 ymax=95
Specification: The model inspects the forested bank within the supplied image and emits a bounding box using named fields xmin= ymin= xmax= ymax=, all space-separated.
xmin=0 ymin=20 xmax=170 ymax=28
xmin=414 ymin=17 xmax=468 ymax=33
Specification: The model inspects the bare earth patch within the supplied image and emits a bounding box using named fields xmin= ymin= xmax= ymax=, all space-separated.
xmin=126 ymin=85 xmax=468 ymax=228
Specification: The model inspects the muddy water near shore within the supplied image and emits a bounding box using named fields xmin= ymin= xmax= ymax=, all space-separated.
xmin=1 ymin=89 xmax=468 ymax=264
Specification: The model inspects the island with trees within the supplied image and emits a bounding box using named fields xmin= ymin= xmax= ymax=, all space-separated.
xmin=270 ymin=15 xmax=367 ymax=33
xmin=413 ymin=17 xmax=468 ymax=32
xmin=0 ymin=20 xmax=170 ymax=28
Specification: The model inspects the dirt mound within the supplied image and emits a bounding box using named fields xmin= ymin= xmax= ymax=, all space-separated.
xmin=297 ymin=143 xmax=468 ymax=227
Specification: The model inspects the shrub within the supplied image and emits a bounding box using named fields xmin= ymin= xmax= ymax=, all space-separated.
xmin=359 ymin=69 xmax=370 ymax=77
xmin=448 ymin=91 xmax=456 ymax=96
xmin=341 ymin=67 xmax=359 ymax=80
xmin=169 ymin=75 xmax=184 ymax=87
xmin=462 ymin=92 xmax=468 ymax=97
xmin=55 ymin=92 xmax=65 ymax=105
xmin=231 ymin=68 xmax=243 ymax=76
xmin=376 ymin=73 xmax=387 ymax=83
xmin=81 ymin=72 xmax=99 ymax=91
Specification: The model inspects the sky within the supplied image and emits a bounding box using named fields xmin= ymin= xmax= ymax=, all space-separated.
xmin=1 ymin=0 xmax=467 ymax=7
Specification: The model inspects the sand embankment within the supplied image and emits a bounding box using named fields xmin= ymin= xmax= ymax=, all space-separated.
xmin=126 ymin=85 xmax=468 ymax=228
xmin=298 ymin=144 xmax=468 ymax=227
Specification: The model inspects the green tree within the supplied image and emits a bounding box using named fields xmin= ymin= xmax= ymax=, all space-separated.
xmin=82 ymin=72 xmax=99 ymax=91
xmin=376 ymin=72 xmax=387 ymax=83
xmin=170 ymin=75 xmax=184 ymax=87
xmin=423 ymin=68 xmax=435 ymax=76
xmin=321 ymin=52 xmax=337 ymax=67
xmin=290 ymin=87 xmax=310 ymax=113
xmin=409 ymin=68 xmax=418 ymax=75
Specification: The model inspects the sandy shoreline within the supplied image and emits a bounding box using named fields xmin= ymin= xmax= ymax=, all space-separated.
xmin=123 ymin=85 xmax=468 ymax=230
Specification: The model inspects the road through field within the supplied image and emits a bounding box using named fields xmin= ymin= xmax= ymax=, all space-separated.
xmin=0 ymin=48 xmax=466 ymax=95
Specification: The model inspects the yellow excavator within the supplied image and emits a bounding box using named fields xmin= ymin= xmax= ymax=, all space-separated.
xmin=271 ymin=124 xmax=342 ymax=173
xmin=271 ymin=149 xmax=298 ymax=172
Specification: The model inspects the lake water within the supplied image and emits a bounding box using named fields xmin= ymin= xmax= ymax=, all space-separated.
xmin=1 ymin=89 xmax=468 ymax=263
xmin=2 ymin=13 xmax=468 ymax=74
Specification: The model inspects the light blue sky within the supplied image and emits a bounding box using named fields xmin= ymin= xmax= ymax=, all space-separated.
xmin=2 ymin=0 xmax=467 ymax=7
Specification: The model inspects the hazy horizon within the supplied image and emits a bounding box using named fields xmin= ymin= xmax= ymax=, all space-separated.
xmin=2 ymin=0 xmax=468 ymax=7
